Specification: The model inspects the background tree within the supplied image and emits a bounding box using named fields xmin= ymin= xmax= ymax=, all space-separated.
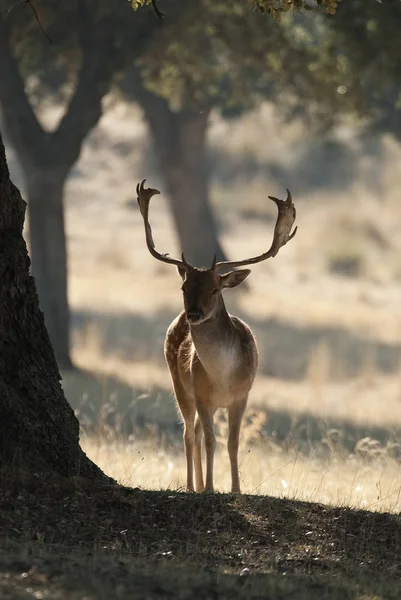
xmin=0 ymin=1 xmax=120 ymax=368
xmin=255 ymin=0 xmax=401 ymax=139
xmin=324 ymin=0 xmax=401 ymax=137
xmin=0 ymin=0 xmax=157 ymax=368
xmin=122 ymin=0 xmax=308 ymax=264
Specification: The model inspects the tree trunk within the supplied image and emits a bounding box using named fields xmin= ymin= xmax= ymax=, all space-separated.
xmin=0 ymin=18 xmax=124 ymax=371
xmin=26 ymin=168 xmax=71 ymax=369
xmin=126 ymin=71 xmax=228 ymax=267
xmin=152 ymin=109 xmax=228 ymax=267
xmin=0 ymin=131 xmax=107 ymax=480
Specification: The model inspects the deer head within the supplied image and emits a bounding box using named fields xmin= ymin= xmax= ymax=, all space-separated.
xmin=178 ymin=257 xmax=251 ymax=325
xmin=136 ymin=179 xmax=297 ymax=325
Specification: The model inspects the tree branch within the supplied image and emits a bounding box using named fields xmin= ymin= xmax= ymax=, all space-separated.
xmin=151 ymin=0 xmax=165 ymax=20
xmin=0 ymin=21 xmax=45 ymax=169
xmin=51 ymin=2 xmax=120 ymax=167
xmin=23 ymin=0 xmax=53 ymax=43
xmin=1 ymin=0 xmax=159 ymax=176
xmin=52 ymin=0 xmax=155 ymax=168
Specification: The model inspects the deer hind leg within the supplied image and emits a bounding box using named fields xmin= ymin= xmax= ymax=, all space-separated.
xmin=194 ymin=414 xmax=204 ymax=492
xmin=227 ymin=397 xmax=248 ymax=494
xmin=183 ymin=412 xmax=196 ymax=492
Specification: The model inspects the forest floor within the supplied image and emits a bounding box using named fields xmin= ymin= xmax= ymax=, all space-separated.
xmin=1 ymin=468 xmax=400 ymax=600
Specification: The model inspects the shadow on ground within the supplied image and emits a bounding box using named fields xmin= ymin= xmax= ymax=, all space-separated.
xmin=62 ymin=366 xmax=401 ymax=459
xmin=72 ymin=306 xmax=401 ymax=381
xmin=62 ymin=367 xmax=176 ymax=433
xmin=0 ymin=556 xmax=359 ymax=600
xmin=0 ymin=470 xmax=400 ymax=599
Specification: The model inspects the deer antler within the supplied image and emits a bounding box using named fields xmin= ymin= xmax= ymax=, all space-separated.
xmin=137 ymin=179 xmax=192 ymax=269
xmin=215 ymin=189 xmax=297 ymax=270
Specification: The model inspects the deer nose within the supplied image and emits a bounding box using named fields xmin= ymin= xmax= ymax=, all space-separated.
xmin=186 ymin=309 xmax=203 ymax=323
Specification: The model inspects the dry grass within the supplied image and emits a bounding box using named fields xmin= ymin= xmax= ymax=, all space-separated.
xmin=81 ymin=432 xmax=401 ymax=513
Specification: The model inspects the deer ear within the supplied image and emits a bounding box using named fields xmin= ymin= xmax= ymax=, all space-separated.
xmin=177 ymin=265 xmax=187 ymax=281
xmin=220 ymin=269 xmax=251 ymax=289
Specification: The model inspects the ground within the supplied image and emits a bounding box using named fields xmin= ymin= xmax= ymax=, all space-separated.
xmin=1 ymin=469 xmax=401 ymax=599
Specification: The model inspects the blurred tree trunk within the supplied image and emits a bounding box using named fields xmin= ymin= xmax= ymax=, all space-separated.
xmin=0 ymin=13 xmax=120 ymax=369
xmin=0 ymin=130 xmax=108 ymax=480
xmin=149 ymin=107 xmax=228 ymax=267
xmin=128 ymin=71 xmax=227 ymax=266
xmin=26 ymin=168 xmax=70 ymax=369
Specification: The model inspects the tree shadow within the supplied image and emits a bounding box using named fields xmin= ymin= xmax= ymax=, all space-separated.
xmin=62 ymin=365 xmax=401 ymax=461
xmin=62 ymin=366 xmax=179 ymax=437
xmin=0 ymin=540 xmax=357 ymax=600
xmin=71 ymin=305 xmax=401 ymax=381
xmin=236 ymin=494 xmax=401 ymax=598
xmin=1 ymin=472 xmax=399 ymax=599
xmin=246 ymin=314 xmax=401 ymax=380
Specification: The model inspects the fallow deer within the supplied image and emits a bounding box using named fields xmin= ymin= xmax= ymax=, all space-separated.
xmin=137 ymin=180 xmax=297 ymax=493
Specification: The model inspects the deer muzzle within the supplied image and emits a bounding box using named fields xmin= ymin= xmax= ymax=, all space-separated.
xmin=186 ymin=309 xmax=203 ymax=324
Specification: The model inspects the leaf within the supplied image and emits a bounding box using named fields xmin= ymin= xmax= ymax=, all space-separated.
xmin=131 ymin=0 xmax=146 ymax=10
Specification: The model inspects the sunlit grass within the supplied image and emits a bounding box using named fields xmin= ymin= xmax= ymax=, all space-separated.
xmin=81 ymin=431 xmax=401 ymax=513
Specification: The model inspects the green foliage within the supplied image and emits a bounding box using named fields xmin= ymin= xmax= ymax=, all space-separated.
xmin=291 ymin=0 xmax=401 ymax=136
xmin=134 ymin=0 xmax=313 ymax=115
xmin=253 ymin=0 xmax=341 ymax=19
xmin=130 ymin=0 xmax=341 ymax=19
xmin=1 ymin=0 xmax=158 ymax=102
xmin=5 ymin=0 xmax=401 ymax=140
xmin=131 ymin=0 xmax=152 ymax=11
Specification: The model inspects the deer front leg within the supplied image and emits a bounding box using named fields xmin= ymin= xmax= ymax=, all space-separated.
xmin=196 ymin=403 xmax=216 ymax=493
xmin=194 ymin=414 xmax=204 ymax=492
xmin=228 ymin=397 xmax=248 ymax=494
xmin=170 ymin=378 xmax=196 ymax=492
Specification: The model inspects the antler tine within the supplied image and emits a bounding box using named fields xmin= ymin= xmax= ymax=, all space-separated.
xmin=215 ymin=188 xmax=297 ymax=270
xmin=137 ymin=180 xmax=191 ymax=269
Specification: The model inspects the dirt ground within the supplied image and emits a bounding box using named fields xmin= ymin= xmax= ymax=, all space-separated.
xmin=0 ymin=469 xmax=400 ymax=600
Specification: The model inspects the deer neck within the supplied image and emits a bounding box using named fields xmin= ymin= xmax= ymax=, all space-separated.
xmin=189 ymin=297 xmax=238 ymax=380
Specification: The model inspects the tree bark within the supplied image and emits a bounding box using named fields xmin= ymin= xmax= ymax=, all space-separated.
xmin=26 ymin=168 xmax=71 ymax=369
xmin=0 ymin=131 xmax=107 ymax=479
xmin=126 ymin=71 xmax=227 ymax=266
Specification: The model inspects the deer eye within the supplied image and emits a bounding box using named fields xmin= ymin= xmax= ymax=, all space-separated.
xmin=211 ymin=289 xmax=219 ymax=296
